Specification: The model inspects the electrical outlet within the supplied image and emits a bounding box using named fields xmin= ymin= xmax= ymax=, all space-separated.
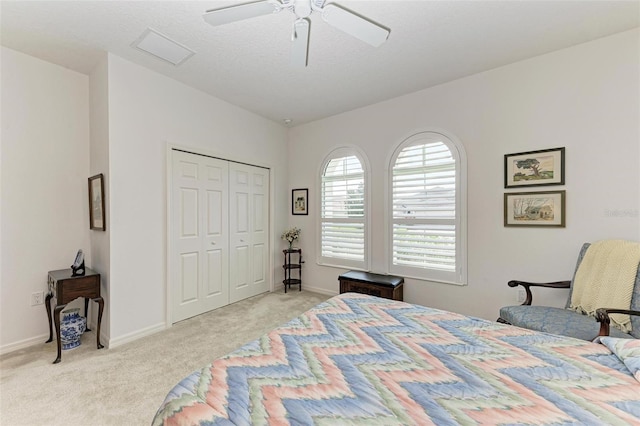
xmin=517 ymin=289 xmax=526 ymax=303
xmin=31 ymin=291 xmax=44 ymax=306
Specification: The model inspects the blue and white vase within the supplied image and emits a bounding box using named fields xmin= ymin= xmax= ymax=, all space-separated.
xmin=60 ymin=308 xmax=86 ymax=350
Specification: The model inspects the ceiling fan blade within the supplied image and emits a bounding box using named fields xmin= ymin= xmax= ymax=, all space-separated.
xmin=291 ymin=18 xmax=310 ymax=67
xmin=321 ymin=3 xmax=389 ymax=47
xmin=203 ymin=1 xmax=279 ymax=27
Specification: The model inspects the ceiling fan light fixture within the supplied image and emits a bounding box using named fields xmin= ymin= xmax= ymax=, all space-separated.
xmin=202 ymin=0 xmax=390 ymax=66
xmin=293 ymin=0 xmax=312 ymax=18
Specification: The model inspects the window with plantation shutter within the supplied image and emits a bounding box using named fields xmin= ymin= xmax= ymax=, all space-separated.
xmin=319 ymin=148 xmax=368 ymax=270
xmin=389 ymin=132 xmax=467 ymax=285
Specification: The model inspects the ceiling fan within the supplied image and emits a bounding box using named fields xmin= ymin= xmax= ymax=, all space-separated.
xmin=203 ymin=0 xmax=390 ymax=67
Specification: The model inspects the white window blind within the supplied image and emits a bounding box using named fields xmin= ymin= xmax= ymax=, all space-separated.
xmin=320 ymin=153 xmax=367 ymax=268
xmin=390 ymin=134 xmax=465 ymax=284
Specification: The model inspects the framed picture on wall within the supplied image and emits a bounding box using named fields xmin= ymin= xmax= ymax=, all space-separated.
xmin=292 ymin=188 xmax=308 ymax=215
xmin=504 ymin=147 xmax=565 ymax=188
xmin=88 ymin=173 xmax=106 ymax=231
xmin=504 ymin=190 xmax=565 ymax=227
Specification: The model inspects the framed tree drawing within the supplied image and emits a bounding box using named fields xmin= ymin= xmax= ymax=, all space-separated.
xmin=504 ymin=147 xmax=565 ymax=188
xmin=88 ymin=173 xmax=106 ymax=231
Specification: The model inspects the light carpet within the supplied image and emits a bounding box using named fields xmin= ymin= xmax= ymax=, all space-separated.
xmin=0 ymin=290 xmax=330 ymax=425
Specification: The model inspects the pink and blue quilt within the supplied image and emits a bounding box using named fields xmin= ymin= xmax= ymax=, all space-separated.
xmin=153 ymin=293 xmax=639 ymax=425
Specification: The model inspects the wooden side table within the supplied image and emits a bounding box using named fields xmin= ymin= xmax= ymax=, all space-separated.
xmin=338 ymin=271 xmax=404 ymax=301
xmin=46 ymin=268 xmax=104 ymax=364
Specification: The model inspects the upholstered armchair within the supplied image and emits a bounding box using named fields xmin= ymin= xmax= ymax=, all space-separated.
xmin=498 ymin=242 xmax=640 ymax=341
xmin=596 ymin=308 xmax=640 ymax=337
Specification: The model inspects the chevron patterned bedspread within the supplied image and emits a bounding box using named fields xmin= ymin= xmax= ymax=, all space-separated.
xmin=153 ymin=293 xmax=640 ymax=425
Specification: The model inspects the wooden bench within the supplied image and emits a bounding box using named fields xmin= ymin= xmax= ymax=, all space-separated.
xmin=338 ymin=271 xmax=404 ymax=301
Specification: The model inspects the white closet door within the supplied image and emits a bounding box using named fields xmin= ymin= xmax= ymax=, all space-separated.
xmin=229 ymin=163 xmax=269 ymax=303
xmin=171 ymin=151 xmax=229 ymax=322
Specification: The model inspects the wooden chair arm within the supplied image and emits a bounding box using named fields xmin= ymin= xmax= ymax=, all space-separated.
xmin=596 ymin=308 xmax=640 ymax=337
xmin=507 ymin=280 xmax=571 ymax=305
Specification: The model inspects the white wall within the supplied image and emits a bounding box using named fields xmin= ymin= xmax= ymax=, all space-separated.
xmin=288 ymin=29 xmax=640 ymax=320
xmin=0 ymin=47 xmax=91 ymax=353
xmin=104 ymin=54 xmax=289 ymax=344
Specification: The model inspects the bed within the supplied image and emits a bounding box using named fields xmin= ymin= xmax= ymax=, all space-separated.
xmin=153 ymin=293 xmax=640 ymax=425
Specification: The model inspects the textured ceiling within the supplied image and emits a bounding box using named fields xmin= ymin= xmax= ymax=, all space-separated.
xmin=2 ymin=1 xmax=638 ymax=126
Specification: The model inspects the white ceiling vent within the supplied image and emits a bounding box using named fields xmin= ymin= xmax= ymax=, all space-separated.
xmin=132 ymin=28 xmax=195 ymax=66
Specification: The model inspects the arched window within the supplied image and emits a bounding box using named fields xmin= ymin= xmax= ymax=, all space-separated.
xmin=319 ymin=148 xmax=369 ymax=270
xmin=389 ymin=131 xmax=467 ymax=284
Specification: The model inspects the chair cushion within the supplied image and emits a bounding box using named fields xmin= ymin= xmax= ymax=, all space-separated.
xmin=499 ymin=305 xmax=632 ymax=341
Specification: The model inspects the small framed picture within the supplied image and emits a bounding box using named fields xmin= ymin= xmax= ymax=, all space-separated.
xmin=504 ymin=147 xmax=565 ymax=188
xmin=504 ymin=190 xmax=565 ymax=227
xmin=88 ymin=173 xmax=106 ymax=231
xmin=292 ymin=188 xmax=308 ymax=215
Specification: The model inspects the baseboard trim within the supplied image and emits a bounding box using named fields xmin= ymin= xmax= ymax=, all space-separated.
xmin=0 ymin=333 xmax=50 ymax=356
xmin=2 ymin=293 xmax=332 ymax=355
xmin=300 ymin=285 xmax=338 ymax=297
xmin=107 ymin=322 xmax=167 ymax=349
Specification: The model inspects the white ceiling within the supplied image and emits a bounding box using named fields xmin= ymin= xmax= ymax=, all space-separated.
xmin=2 ymin=1 xmax=638 ymax=126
